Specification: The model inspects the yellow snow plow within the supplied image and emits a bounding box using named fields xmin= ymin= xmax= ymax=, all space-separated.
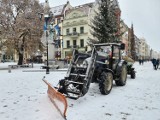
xmin=42 ymin=78 xmax=68 ymax=119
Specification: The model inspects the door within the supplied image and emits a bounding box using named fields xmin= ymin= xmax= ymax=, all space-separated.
xmin=112 ymin=46 xmax=120 ymax=71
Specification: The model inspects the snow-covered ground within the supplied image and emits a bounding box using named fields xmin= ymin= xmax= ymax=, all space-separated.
xmin=0 ymin=62 xmax=160 ymax=120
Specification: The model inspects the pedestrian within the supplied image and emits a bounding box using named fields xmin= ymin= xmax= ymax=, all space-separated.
xmin=23 ymin=58 xmax=26 ymax=64
xmin=156 ymin=59 xmax=159 ymax=69
xmin=139 ymin=59 xmax=141 ymax=65
xmin=141 ymin=59 xmax=144 ymax=65
xmin=151 ymin=58 xmax=157 ymax=70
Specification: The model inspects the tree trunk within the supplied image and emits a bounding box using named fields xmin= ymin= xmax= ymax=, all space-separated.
xmin=18 ymin=52 xmax=23 ymax=65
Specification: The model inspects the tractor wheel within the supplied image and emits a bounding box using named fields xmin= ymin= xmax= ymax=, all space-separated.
xmin=115 ymin=64 xmax=127 ymax=86
xmin=131 ymin=70 xmax=136 ymax=79
xmin=99 ymin=72 xmax=113 ymax=95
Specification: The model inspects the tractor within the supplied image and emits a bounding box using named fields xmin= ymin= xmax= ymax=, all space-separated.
xmin=57 ymin=43 xmax=134 ymax=99
xmin=43 ymin=43 xmax=136 ymax=118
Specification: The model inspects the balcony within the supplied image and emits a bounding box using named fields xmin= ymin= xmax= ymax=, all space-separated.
xmin=66 ymin=32 xmax=79 ymax=38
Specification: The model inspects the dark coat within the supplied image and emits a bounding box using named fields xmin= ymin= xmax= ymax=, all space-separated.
xmin=156 ymin=59 xmax=159 ymax=65
xmin=152 ymin=59 xmax=157 ymax=65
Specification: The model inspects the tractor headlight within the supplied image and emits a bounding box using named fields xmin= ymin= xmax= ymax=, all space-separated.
xmin=105 ymin=60 xmax=109 ymax=64
xmin=82 ymin=60 xmax=88 ymax=68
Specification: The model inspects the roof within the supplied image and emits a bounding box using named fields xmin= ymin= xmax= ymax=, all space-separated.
xmin=112 ymin=0 xmax=120 ymax=9
xmin=50 ymin=4 xmax=66 ymax=16
xmin=66 ymin=2 xmax=94 ymax=16
xmin=95 ymin=0 xmax=120 ymax=10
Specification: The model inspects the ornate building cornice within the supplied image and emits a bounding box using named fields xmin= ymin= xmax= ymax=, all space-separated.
xmin=63 ymin=20 xmax=88 ymax=27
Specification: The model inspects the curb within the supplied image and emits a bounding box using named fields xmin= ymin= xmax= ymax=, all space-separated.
xmin=22 ymin=69 xmax=67 ymax=72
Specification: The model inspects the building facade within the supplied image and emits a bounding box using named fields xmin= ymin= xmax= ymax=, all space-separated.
xmin=62 ymin=3 xmax=94 ymax=59
xmin=62 ymin=0 xmax=121 ymax=59
xmin=139 ymin=38 xmax=150 ymax=60
xmin=120 ymin=20 xmax=129 ymax=55
xmin=50 ymin=1 xmax=72 ymax=59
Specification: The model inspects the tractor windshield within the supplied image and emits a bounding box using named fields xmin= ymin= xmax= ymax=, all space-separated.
xmin=96 ymin=45 xmax=112 ymax=64
xmin=97 ymin=46 xmax=112 ymax=58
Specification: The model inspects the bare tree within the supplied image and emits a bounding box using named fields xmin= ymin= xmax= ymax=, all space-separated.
xmin=0 ymin=0 xmax=44 ymax=65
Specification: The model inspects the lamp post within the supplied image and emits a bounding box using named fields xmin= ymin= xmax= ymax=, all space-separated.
xmin=60 ymin=19 xmax=64 ymax=59
xmin=46 ymin=29 xmax=49 ymax=74
xmin=43 ymin=0 xmax=53 ymax=74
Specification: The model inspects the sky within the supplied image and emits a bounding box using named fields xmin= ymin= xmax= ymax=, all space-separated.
xmin=39 ymin=0 xmax=160 ymax=52
xmin=1 ymin=62 xmax=160 ymax=120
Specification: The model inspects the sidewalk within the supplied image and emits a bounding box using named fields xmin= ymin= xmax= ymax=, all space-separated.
xmin=0 ymin=62 xmax=68 ymax=72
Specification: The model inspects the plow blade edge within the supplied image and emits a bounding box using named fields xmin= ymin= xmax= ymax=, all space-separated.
xmin=43 ymin=80 xmax=68 ymax=119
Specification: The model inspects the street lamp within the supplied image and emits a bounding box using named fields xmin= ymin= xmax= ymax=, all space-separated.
xmin=44 ymin=11 xmax=53 ymax=74
xmin=38 ymin=13 xmax=48 ymax=73
xmin=44 ymin=0 xmax=53 ymax=74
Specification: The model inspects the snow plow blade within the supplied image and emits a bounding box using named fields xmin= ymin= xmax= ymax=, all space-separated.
xmin=43 ymin=79 xmax=68 ymax=119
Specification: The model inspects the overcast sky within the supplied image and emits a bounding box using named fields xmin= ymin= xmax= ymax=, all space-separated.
xmin=39 ymin=0 xmax=160 ymax=52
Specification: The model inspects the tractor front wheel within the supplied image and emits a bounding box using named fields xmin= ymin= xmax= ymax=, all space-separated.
xmin=99 ymin=72 xmax=113 ymax=95
xmin=131 ymin=70 xmax=136 ymax=79
xmin=115 ymin=64 xmax=127 ymax=86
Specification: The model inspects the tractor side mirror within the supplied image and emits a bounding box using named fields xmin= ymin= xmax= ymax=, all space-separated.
xmin=120 ymin=43 xmax=125 ymax=50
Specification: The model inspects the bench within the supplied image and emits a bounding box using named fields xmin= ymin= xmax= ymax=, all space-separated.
xmin=8 ymin=64 xmax=33 ymax=73
xmin=8 ymin=65 xmax=19 ymax=69
xmin=19 ymin=64 xmax=31 ymax=68
xmin=41 ymin=66 xmax=50 ymax=69
xmin=41 ymin=65 xmax=59 ymax=69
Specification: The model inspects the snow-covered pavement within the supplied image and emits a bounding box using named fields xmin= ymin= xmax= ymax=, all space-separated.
xmin=0 ymin=62 xmax=160 ymax=120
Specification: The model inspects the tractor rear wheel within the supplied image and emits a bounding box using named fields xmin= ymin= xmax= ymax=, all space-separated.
xmin=99 ymin=72 xmax=113 ymax=95
xmin=115 ymin=64 xmax=127 ymax=86
xmin=131 ymin=70 xmax=136 ymax=79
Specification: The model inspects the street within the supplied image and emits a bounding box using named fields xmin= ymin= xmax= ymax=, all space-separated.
xmin=0 ymin=62 xmax=160 ymax=120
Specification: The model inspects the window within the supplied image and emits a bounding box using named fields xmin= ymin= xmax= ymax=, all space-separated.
xmin=59 ymin=27 xmax=61 ymax=35
xmin=72 ymin=13 xmax=77 ymax=17
xmin=66 ymin=40 xmax=70 ymax=48
xmin=73 ymin=40 xmax=77 ymax=48
xmin=57 ymin=18 xmax=61 ymax=24
xmin=80 ymin=39 xmax=84 ymax=47
xmin=59 ymin=9 xmax=62 ymax=12
xmin=52 ymin=19 xmax=55 ymax=24
xmin=80 ymin=27 xmax=84 ymax=34
xmin=66 ymin=29 xmax=69 ymax=35
xmin=113 ymin=46 xmax=120 ymax=59
xmin=73 ymin=28 xmax=76 ymax=33
xmin=44 ymin=52 xmax=47 ymax=56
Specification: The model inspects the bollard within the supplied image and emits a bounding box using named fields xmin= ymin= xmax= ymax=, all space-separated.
xmin=31 ymin=62 xmax=33 ymax=68
xmin=8 ymin=66 xmax=11 ymax=73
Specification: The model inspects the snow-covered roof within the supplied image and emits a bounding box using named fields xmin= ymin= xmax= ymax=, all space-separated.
xmin=50 ymin=4 xmax=66 ymax=16
xmin=66 ymin=2 xmax=94 ymax=16
xmin=95 ymin=0 xmax=120 ymax=10
xmin=112 ymin=0 xmax=120 ymax=9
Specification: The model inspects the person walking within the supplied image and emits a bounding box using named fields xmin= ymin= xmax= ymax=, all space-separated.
xmin=151 ymin=58 xmax=157 ymax=70
xmin=156 ymin=59 xmax=159 ymax=70
xmin=141 ymin=59 xmax=144 ymax=65
xmin=139 ymin=59 xmax=141 ymax=65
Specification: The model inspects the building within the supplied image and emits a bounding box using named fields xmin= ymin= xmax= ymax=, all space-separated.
xmin=62 ymin=3 xmax=94 ymax=59
xmin=120 ymin=20 xmax=129 ymax=55
xmin=151 ymin=49 xmax=160 ymax=59
xmin=62 ymin=0 xmax=121 ymax=59
xmin=134 ymin=35 xmax=141 ymax=60
xmin=50 ymin=1 xmax=72 ymax=59
xmin=139 ymin=38 xmax=150 ymax=60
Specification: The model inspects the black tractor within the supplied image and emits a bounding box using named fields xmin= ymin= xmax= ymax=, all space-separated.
xmin=57 ymin=43 xmax=131 ymax=99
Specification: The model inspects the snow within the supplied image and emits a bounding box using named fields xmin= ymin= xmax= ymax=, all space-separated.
xmin=0 ymin=62 xmax=160 ymax=120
